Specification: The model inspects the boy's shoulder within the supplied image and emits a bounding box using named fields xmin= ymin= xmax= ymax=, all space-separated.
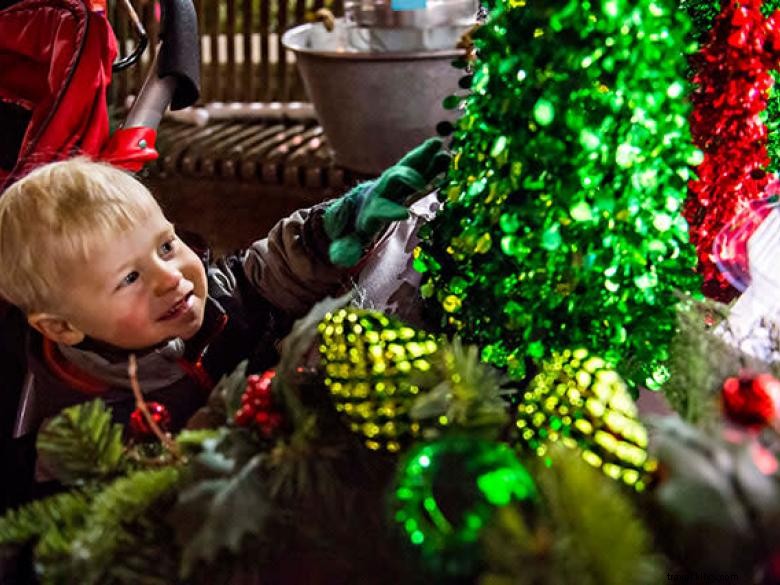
xmin=16 ymin=332 xmax=117 ymax=437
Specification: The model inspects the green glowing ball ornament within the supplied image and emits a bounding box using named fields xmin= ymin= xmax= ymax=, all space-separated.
xmin=515 ymin=348 xmax=655 ymax=491
xmin=318 ymin=308 xmax=441 ymax=452
xmin=391 ymin=436 xmax=536 ymax=577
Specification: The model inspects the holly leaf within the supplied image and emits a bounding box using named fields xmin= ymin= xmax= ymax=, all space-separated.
xmin=650 ymin=416 xmax=780 ymax=573
xmin=169 ymin=455 xmax=272 ymax=578
xmin=37 ymin=399 xmax=125 ymax=485
xmin=220 ymin=360 xmax=250 ymax=421
xmin=175 ymin=428 xmax=226 ymax=454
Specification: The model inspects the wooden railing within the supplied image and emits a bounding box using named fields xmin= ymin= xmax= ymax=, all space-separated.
xmin=108 ymin=0 xmax=343 ymax=106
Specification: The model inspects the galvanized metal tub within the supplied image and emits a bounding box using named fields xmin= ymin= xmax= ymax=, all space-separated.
xmin=282 ymin=23 xmax=464 ymax=175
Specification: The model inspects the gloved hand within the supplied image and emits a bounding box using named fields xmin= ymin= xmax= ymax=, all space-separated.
xmin=323 ymin=137 xmax=450 ymax=267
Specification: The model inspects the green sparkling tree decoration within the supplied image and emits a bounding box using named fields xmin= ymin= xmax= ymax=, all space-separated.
xmin=679 ymin=0 xmax=727 ymax=44
xmin=416 ymin=0 xmax=702 ymax=387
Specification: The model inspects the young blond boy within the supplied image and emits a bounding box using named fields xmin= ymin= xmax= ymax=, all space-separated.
xmin=0 ymin=141 xmax=447 ymax=437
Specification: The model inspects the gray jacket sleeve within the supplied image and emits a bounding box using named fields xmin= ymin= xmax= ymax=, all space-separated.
xmin=241 ymin=202 xmax=354 ymax=317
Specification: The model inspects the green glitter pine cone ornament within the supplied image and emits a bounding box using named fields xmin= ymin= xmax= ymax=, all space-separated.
xmin=317 ymin=308 xmax=441 ymax=452
xmin=515 ymin=348 xmax=655 ymax=491
xmin=416 ymin=0 xmax=701 ymax=387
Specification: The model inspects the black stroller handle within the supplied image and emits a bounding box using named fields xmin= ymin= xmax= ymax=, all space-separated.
xmin=157 ymin=0 xmax=200 ymax=110
xmin=122 ymin=0 xmax=200 ymax=130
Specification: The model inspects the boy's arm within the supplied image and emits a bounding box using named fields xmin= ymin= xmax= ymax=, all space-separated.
xmin=323 ymin=138 xmax=450 ymax=267
xmin=240 ymin=138 xmax=450 ymax=317
xmin=241 ymin=202 xmax=350 ymax=318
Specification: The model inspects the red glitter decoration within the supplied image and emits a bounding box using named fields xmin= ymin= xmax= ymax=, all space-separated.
xmin=129 ymin=401 xmax=172 ymax=441
xmin=234 ymin=370 xmax=284 ymax=438
xmin=721 ymin=373 xmax=779 ymax=428
xmin=685 ymin=0 xmax=780 ymax=301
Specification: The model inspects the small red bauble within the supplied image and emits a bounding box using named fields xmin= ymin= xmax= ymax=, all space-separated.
xmin=721 ymin=373 xmax=779 ymax=429
xmin=129 ymin=401 xmax=172 ymax=441
xmin=234 ymin=370 xmax=283 ymax=438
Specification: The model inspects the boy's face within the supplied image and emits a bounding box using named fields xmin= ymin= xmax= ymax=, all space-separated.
xmin=52 ymin=204 xmax=208 ymax=350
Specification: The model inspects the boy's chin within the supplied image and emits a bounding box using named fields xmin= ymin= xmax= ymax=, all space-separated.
xmin=178 ymin=312 xmax=206 ymax=342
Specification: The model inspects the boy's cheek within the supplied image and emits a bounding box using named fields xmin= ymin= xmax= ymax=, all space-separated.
xmin=114 ymin=310 xmax=158 ymax=339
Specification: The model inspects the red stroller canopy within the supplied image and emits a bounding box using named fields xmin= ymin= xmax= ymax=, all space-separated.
xmin=0 ymin=0 xmax=116 ymax=190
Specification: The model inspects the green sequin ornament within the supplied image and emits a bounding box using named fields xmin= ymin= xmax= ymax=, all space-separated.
xmin=515 ymin=348 xmax=655 ymax=491
xmin=318 ymin=308 xmax=440 ymax=452
xmin=392 ymin=436 xmax=536 ymax=577
xmin=417 ymin=0 xmax=701 ymax=388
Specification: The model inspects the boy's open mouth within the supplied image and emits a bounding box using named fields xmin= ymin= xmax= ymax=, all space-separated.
xmin=158 ymin=292 xmax=194 ymax=321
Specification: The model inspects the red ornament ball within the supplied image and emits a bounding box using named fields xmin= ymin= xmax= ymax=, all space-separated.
xmin=721 ymin=374 xmax=779 ymax=429
xmin=129 ymin=401 xmax=172 ymax=441
xmin=234 ymin=370 xmax=283 ymax=437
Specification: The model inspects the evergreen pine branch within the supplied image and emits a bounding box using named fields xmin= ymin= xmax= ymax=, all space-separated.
xmin=410 ymin=337 xmax=509 ymax=434
xmin=663 ymin=295 xmax=730 ymax=426
xmin=0 ymin=491 xmax=90 ymax=546
xmin=536 ymin=446 xmax=662 ymax=585
xmin=664 ymin=294 xmax=780 ymax=426
xmin=68 ymin=467 xmax=182 ymax=585
xmin=480 ymin=506 xmax=556 ymax=585
xmin=36 ymin=399 xmax=126 ymax=485
xmin=104 ymin=519 xmax=179 ymax=585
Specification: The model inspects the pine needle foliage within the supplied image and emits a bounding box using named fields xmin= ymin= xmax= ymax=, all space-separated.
xmin=482 ymin=446 xmax=661 ymax=585
xmin=0 ymin=491 xmax=90 ymax=546
xmin=99 ymin=515 xmax=180 ymax=585
xmin=69 ymin=467 xmax=182 ymax=585
xmin=663 ymin=295 xmax=780 ymax=426
xmin=480 ymin=505 xmax=554 ymax=585
xmin=535 ymin=446 xmax=661 ymax=585
xmin=36 ymin=399 xmax=125 ymax=485
xmin=410 ymin=337 xmax=509 ymax=435
xmin=663 ymin=295 xmax=731 ymax=426
xmin=0 ymin=491 xmax=91 ymax=585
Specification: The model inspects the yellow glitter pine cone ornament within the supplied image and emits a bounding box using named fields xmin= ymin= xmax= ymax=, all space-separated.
xmin=515 ymin=348 xmax=656 ymax=491
xmin=317 ymin=308 xmax=441 ymax=452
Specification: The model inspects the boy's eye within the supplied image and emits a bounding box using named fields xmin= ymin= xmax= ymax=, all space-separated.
xmin=121 ymin=271 xmax=140 ymax=287
xmin=159 ymin=238 xmax=176 ymax=257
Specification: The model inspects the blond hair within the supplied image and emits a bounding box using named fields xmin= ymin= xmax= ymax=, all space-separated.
xmin=0 ymin=158 xmax=159 ymax=313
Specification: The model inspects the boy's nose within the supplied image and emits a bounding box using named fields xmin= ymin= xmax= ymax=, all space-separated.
xmin=153 ymin=262 xmax=182 ymax=295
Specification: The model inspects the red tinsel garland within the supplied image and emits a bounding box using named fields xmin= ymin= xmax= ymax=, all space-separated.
xmin=685 ymin=0 xmax=780 ymax=301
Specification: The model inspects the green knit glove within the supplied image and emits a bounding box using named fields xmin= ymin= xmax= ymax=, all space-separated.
xmin=323 ymin=137 xmax=450 ymax=267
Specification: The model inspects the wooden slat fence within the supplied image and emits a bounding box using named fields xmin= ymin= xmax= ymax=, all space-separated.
xmin=108 ymin=0 xmax=344 ymax=106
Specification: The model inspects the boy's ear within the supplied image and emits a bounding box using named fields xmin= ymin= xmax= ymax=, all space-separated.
xmin=27 ymin=313 xmax=85 ymax=346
